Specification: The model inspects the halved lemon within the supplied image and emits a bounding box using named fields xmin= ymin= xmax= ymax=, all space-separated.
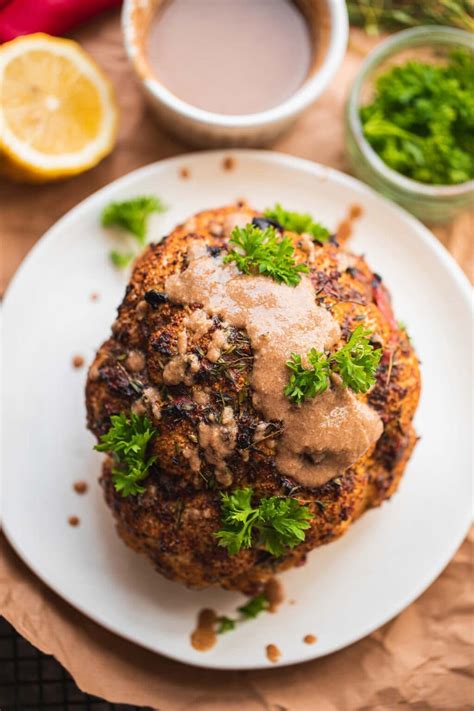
xmin=0 ymin=33 xmax=118 ymax=182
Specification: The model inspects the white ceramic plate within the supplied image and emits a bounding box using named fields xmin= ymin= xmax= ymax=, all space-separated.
xmin=2 ymin=151 xmax=472 ymax=670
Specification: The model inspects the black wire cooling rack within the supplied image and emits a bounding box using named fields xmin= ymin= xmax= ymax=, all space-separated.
xmin=0 ymin=616 xmax=155 ymax=711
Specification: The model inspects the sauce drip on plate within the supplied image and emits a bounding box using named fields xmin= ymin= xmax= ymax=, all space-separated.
xmin=266 ymin=643 xmax=281 ymax=663
xmin=265 ymin=577 xmax=284 ymax=613
xmin=191 ymin=608 xmax=217 ymax=651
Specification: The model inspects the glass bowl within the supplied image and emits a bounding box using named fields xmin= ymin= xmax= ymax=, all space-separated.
xmin=345 ymin=26 xmax=474 ymax=224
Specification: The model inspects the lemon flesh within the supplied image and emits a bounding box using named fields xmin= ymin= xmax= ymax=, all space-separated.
xmin=0 ymin=33 xmax=118 ymax=182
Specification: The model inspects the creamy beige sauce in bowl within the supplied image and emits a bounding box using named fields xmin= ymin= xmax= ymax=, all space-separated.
xmin=145 ymin=0 xmax=313 ymax=115
xmin=166 ymin=240 xmax=382 ymax=489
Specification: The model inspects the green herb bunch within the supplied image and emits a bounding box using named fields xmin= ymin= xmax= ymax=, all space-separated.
xmin=224 ymin=224 xmax=309 ymax=286
xmin=215 ymin=487 xmax=312 ymax=556
xmin=264 ymin=203 xmax=331 ymax=241
xmin=360 ymin=49 xmax=474 ymax=185
xmin=285 ymin=326 xmax=381 ymax=405
xmin=95 ymin=412 xmax=157 ymax=496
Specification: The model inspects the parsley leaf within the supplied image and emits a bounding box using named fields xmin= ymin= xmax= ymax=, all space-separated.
xmin=264 ymin=203 xmax=331 ymax=242
xmin=214 ymin=487 xmax=259 ymax=555
xmin=102 ymin=196 xmax=166 ymax=244
xmin=284 ymin=327 xmax=381 ymax=403
xmin=224 ymin=224 xmax=309 ymax=287
xmin=94 ymin=412 xmax=157 ymax=496
xmin=215 ymin=487 xmax=312 ymax=556
xmin=216 ymin=616 xmax=237 ymax=634
xmin=238 ymin=593 xmax=269 ymax=619
xmin=284 ymin=349 xmax=331 ymax=405
xmin=257 ymin=497 xmax=313 ymax=556
xmin=216 ymin=592 xmax=270 ymax=634
xmin=109 ymin=250 xmax=134 ymax=269
xmin=330 ymin=326 xmax=382 ymax=394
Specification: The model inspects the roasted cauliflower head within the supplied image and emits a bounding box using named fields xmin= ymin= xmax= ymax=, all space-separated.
xmin=86 ymin=203 xmax=420 ymax=594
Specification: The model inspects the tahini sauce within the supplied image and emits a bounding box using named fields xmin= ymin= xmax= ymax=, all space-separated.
xmin=146 ymin=0 xmax=312 ymax=116
xmin=166 ymin=243 xmax=382 ymax=488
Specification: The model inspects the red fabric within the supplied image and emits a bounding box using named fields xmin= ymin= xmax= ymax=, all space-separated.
xmin=0 ymin=0 xmax=122 ymax=42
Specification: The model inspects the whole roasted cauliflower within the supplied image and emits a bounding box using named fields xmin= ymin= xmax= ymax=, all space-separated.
xmin=86 ymin=203 xmax=420 ymax=594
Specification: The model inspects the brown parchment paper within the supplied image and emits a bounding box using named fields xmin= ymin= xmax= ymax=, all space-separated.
xmin=1 ymin=531 xmax=472 ymax=710
xmin=1 ymin=11 xmax=473 ymax=709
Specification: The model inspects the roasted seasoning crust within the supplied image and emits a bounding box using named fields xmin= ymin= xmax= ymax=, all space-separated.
xmin=86 ymin=203 xmax=421 ymax=593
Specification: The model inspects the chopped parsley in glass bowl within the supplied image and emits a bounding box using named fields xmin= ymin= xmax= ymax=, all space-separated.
xmin=345 ymin=26 xmax=474 ymax=223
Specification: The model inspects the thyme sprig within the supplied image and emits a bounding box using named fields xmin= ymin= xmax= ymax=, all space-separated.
xmin=347 ymin=0 xmax=474 ymax=35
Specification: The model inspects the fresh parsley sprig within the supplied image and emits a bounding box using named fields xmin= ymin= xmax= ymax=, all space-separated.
xmin=224 ymin=224 xmax=309 ymax=287
xmin=217 ymin=592 xmax=269 ymax=634
xmin=215 ymin=487 xmax=258 ymax=554
xmin=109 ymin=250 xmax=134 ymax=269
xmin=238 ymin=593 xmax=269 ymax=619
xmin=216 ymin=616 xmax=237 ymax=633
xmin=102 ymin=195 xmax=166 ymax=268
xmin=264 ymin=203 xmax=330 ymax=242
xmin=215 ymin=487 xmax=312 ymax=556
xmin=284 ymin=349 xmax=331 ymax=405
xmin=330 ymin=326 xmax=382 ymax=394
xmin=284 ymin=326 xmax=381 ymax=404
xmin=102 ymin=196 xmax=165 ymax=244
xmin=256 ymin=496 xmax=313 ymax=556
xmin=95 ymin=412 xmax=157 ymax=496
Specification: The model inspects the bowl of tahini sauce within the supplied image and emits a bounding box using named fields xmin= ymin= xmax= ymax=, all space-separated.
xmin=122 ymin=0 xmax=348 ymax=147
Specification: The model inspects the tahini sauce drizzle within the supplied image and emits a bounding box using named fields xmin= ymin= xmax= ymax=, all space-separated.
xmin=166 ymin=243 xmax=382 ymax=488
xmin=264 ymin=577 xmax=284 ymax=613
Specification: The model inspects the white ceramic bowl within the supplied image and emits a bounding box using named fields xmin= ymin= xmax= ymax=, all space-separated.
xmin=122 ymin=0 xmax=348 ymax=147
